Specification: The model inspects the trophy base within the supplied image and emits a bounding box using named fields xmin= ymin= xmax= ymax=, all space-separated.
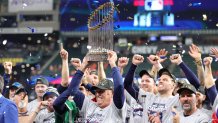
xmin=87 ymin=52 xmax=108 ymax=61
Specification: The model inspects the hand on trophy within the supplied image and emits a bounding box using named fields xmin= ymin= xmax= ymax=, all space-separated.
xmin=107 ymin=50 xmax=117 ymax=68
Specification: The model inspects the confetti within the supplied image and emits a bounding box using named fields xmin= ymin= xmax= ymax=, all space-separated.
xmin=202 ymin=14 xmax=207 ymax=21
xmin=167 ymin=12 xmax=171 ymax=16
xmin=2 ymin=40 xmax=7 ymax=45
xmin=172 ymin=45 xmax=176 ymax=48
xmin=182 ymin=50 xmax=186 ymax=54
xmin=93 ymin=0 xmax=99 ymax=3
xmin=27 ymin=27 xmax=36 ymax=33
xmin=192 ymin=2 xmax=202 ymax=6
xmin=127 ymin=17 xmax=133 ymax=20
xmin=189 ymin=2 xmax=201 ymax=7
xmin=0 ymin=17 xmax=7 ymax=22
xmin=115 ymin=7 xmax=120 ymax=13
xmin=114 ymin=25 xmax=120 ymax=29
xmin=147 ymin=2 xmax=152 ymax=8
xmin=70 ymin=18 xmax=76 ymax=21
xmin=87 ymin=45 xmax=92 ymax=49
xmin=23 ymin=3 xmax=27 ymax=7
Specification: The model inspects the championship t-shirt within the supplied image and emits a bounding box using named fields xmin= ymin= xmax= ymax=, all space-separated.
xmin=80 ymin=96 xmax=127 ymax=123
xmin=138 ymin=89 xmax=181 ymax=123
xmin=125 ymin=90 xmax=143 ymax=123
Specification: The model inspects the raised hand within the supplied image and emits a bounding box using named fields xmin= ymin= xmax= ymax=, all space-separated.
xmin=3 ymin=61 xmax=12 ymax=74
xmin=107 ymin=50 xmax=117 ymax=67
xmin=79 ymin=56 xmax=89 ymax=72
xmin=132 ymin=54 xmax=144 ymax=65
xmin=148 ymin=112 xmax=161 ymax=123
xmin=188 ymin=44 xmax=201 ymax=60
xmin=170 ymin=54 xmax=183 ymax=65
xmin=60 ymin=49 xmax=68 ymax=60
xmin=147 ymin=55 xmax=159 ymax=65
xmin=71 ymin=58 xmax=81 ymax=69
xmin=172 ymin=107 xmax=180 ymax=123
xmin=203 ymin=57 xmax=213 ymax=67
xmin=156 ymin=49 xmax=168 ymax=63
xmin=210 ymin=48 xmax=218 ymax=59
xmin=118 ymin=57 xmax=129 ymax=68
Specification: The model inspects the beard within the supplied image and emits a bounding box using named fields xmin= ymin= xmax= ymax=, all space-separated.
xmin=182 ymin=102 xmax=192 ymax=111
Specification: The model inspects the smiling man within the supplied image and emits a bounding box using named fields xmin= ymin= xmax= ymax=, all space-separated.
xmin=27 ymin=77 xmax=49 ymax=113
xmin=54 ymin=51 xmax=127 ymax=123
xmin=139 ymin=70 xmax=156 ymax=93
xmin=173 ymin=83 xmax=210 ymax=123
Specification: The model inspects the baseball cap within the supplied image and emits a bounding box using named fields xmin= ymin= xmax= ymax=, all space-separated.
xmin=42 ymin=87 xmax=59 ymax=101
xmin=177 ymin=79 xmax=188 ymax=85
xmin=91 ymin=79 xmax=114 ymax=91
xmin=139 ymin=70 xmax=153 ymax=78
xmin=177 ymin=83 xmax=197 ymax=94
xmin=158 ymin=68 xmax=177 ymax=83
xmin=197 ymin=86 xmax=206 ymax=95
xmin=9 ymin=82 xmax=23 ymax=90
xmin=15 ymin=87 xmax=28 ymax=95
xmin=35 ymin=77 xmax=49 ymax=86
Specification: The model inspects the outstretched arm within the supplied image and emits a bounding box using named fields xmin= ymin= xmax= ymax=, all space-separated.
xmin=98 ymin=62 xmax=106 ymax=81
xmin=3 ymin=61 xmax=12 ymax=96
xmin=204 ymin=57 xmax=217 ymax=105
xmin=189 ymin=44 xmax=205 ymax=87
xmin=124 ymin=54 xmax=144 ymax=100
xmin=170 ymin=54 xmax=200 ymax=89
xmin=107 ymin=51 xmax=125 ymax=109
xmin=117 ymin=57 xmax=129 ymax=75
xmin=57 ymin=47 xmax=70 ymax=94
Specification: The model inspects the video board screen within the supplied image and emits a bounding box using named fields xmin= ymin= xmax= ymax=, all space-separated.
xmin=60 ymin=0 xmax=218 ymax=32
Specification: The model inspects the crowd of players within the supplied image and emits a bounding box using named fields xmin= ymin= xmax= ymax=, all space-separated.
xmin=1 ymin=44 xmax=218 ymax=123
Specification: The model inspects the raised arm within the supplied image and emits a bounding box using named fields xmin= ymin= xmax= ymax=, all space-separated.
xmin=117 ymin=57 xmax=129 ymax=75
xmin=204 ymin=57 xmax=217 ymax=105
xmin=170 ymin=54 xmax=200 ymax=89
xmin=53 ymin=57 xmax=88 ymax=112
xmin=124 ymin=54 xmax=144 ymax=100
xmin=189 ymin=44 xmax=205 ymax=87
xmin=98 ymin=62 xmax=106 ymax=81
xmin=72 ymin=57 xmax=89 ymax=109
xmin=2 ymin=61 xmax=12 ymax=95
xmin=147 ymin=54 xmax=163 ymax=79
xmin=59 ymin=48 xmax=69 ymax=88
xmin=107 ymin=51 xmax=124 ymax=109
